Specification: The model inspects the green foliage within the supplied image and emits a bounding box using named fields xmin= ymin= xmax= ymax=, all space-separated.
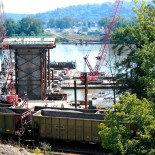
xmin=48 ymin=16 xmax=75 ymax=29
xmin=6 ymin=16 xmax=43 ymax=36
xmin=135 ymin=43 xmax=155 ymax=101
xmin=112 ymin=0 xmax=155 ymax=100
xmin=98 ymin=17 xmax=134 ymax=29
xmin=6 ymin=2 xmax=136 ymax=24
xmin=19 ymin=16 xmax=43 ymax=36
xmin=5 ymin=2 xmax=137 ymax=36
xmin=56 ymin=37 xmax=69 ymax=42
xmin=47 ymin=18 xmax=56 ymax=28
xmin=6 ymin=18 xmax=20 ymax=36
xmin=32 ymin=2 xmax=135 ymax=23
xmin=99 ymin=93 xmax=155 ymax=154
xmin=98 ymin=17 xmax=111 ymax=28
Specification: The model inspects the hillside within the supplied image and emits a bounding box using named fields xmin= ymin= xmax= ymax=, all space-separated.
xmin=34 ymin=1 xmax=135 ymax=23
xmin=6 ymin=1 xmax=135 ymax=22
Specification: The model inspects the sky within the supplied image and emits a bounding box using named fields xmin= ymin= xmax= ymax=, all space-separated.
xmin=2 ymin=0 xmax=132 ymax=14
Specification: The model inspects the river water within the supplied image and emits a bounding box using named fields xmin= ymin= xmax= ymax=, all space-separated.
xmin=62 ymin=88 xmax=113 ymax=101
xmin=50 ymin=43 xmax=127 ymax=100
xmin=50 ymin=43 xmax=127 ymax=72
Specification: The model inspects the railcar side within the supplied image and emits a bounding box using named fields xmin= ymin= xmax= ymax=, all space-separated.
xmin=0 ymin=108 xmax=32 ymax=136
xmin=32 ymin=109 xmax=106 ymax=144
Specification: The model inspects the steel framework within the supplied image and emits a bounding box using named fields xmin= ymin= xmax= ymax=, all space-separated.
xmin=0 ymin=0 xmax=5 ymax=42
xmin=0 ymin=0 xmax=16 ymax=95
xmin=8 ymin=38 xmax=56 ymax=100
xmin=81 ymin=0 xmax=124 ymax=82
xmin=0 ymin=1 xmax=56 ymax=105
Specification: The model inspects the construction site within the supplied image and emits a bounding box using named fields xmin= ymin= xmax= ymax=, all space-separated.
xmin=0 ymin=0 xmax=58 ymax=108
xmin=0 ymin=0 xmax=124 ymax=108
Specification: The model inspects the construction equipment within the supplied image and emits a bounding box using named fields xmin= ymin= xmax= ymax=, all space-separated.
xmin=0 ymin=0 xmax=5 ymax=42
xmin=80 ymin=0 xmax=123 ymax=82
xmin=0 ymin=0 xmax=19 ymax=105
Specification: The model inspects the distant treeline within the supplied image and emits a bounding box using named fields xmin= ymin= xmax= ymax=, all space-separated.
xmin=6 ymin=2 xmax=136 ymax=22
xmin=5 ymin=1 xmax=152 ymax=36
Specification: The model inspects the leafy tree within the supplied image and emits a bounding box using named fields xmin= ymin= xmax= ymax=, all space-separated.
xmin=47 ymin=18 xmax=56 ymax=28
xmin=47 ymin=17 xmax=56 ymax=28
xmin=6 ymin=18 xmax=19 ymax=36
xmin=55 ymin=16 xmax=75 ymax=29
xmin=98 ymin=17 xmax=111 ymax=31
xmin=112 ymin=0 xmax=155 ymax=100
xmin=62 ymin=16 xmax=75 ymax=28
xmin=99 ymin=93 xmax=155 ymax=154
xmin=18 ymin=16 xmax=43 ymax=35
xmin=98 ymin=17 xmax=132 ymax=29
xmin=116 ymin=17 xmax=135 ymax=28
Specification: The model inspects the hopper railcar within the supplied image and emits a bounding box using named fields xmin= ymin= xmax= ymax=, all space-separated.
xmin=0 ymin=107 xmax=106 ymax=145
xmin=32 ymin=108 xmax=105 ymax=144
xmin=0 ymin=107 xmax=32 ymax=137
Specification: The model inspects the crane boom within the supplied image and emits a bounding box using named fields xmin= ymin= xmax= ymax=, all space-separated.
xmin=0 ymin=0 xmax=18 ymax=105
xmin=0 ymin=0 xmax=5 ymax=42
xmin=80 ymin=0 xmax=123 ymax=82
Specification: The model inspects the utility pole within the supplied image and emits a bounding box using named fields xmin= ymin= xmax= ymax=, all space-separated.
xmin=84 ymin=73 xmax=88 ymax=109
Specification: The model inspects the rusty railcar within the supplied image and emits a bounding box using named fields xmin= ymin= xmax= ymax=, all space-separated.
xmin=0 ymin=108 xmax=32 ymax=135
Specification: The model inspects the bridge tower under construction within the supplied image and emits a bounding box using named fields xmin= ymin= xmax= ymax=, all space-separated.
xmin=1 ymin=37 xmax=56 ymax=100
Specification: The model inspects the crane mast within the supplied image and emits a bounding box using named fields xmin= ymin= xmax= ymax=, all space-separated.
xmin=0 ymin=0 xmax=18 ymax=104
xmin=80 ymin=0 xmax=123 ymax=82
xmin=0 ymin=0 xmax=5 ymax=42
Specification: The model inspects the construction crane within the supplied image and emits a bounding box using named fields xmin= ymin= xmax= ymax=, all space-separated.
xmin=0 ymin=0 xmax=19 ymax=105
xmin=80 ymin=0 xmax=124 ymax=82
xmin=0 ymin=0 xmax=5 ymax=42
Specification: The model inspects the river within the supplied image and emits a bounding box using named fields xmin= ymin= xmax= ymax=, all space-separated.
xmin=50 ymin=43 xmax=127 ymax=72
xmin=50 ymin=43 xmax=127 ymax=100
xmin=62 ymin=88 xmax=114 ymax=101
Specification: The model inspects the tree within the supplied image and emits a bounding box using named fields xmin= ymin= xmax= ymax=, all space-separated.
xmin=112 ymin=0 xmax=155 ymax=100
xmin=99 ymin=93 xmax=155 ymax=154
xmin=98 ymin=17 xmax=110 ymax=28
xmin=55 ymin=16 xmax=75 ymax=29
xmin=18 ymin=16 xmax=43 ymax=35
xmin=98 ymin=17 xmax=132 ymax=29
xmin=6 ymin=18 xmax=19 ymax=36
xmin=47 ymin=17 xmax=56 ymax=28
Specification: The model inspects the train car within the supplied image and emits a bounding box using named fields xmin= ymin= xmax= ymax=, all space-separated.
xmin=0 ymin=108 xmax=32 ymax=136
xmin=32 ymin=109 xmax=106 ymax=144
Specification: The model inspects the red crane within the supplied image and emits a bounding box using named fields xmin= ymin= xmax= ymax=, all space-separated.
xmin=0 ymin=0 xmax=19 ymax=105
xmin=80 ymin=0 xmax=123 ymax=82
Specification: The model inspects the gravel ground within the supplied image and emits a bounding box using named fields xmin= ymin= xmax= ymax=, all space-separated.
xmin=0 ymin=144 xmax=82 ymax=155
xmin=0 ymin=144 xmax=36 ymax=155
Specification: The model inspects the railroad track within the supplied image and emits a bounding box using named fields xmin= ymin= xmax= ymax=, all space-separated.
xmin=0 ymin=136 xmax=105 ymax=155
xmin=44 ymin=140 xmax=104 ymax=155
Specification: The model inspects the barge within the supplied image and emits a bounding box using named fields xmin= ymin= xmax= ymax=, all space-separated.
xmin=50 ymin=61 xmax=76 ymax=70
